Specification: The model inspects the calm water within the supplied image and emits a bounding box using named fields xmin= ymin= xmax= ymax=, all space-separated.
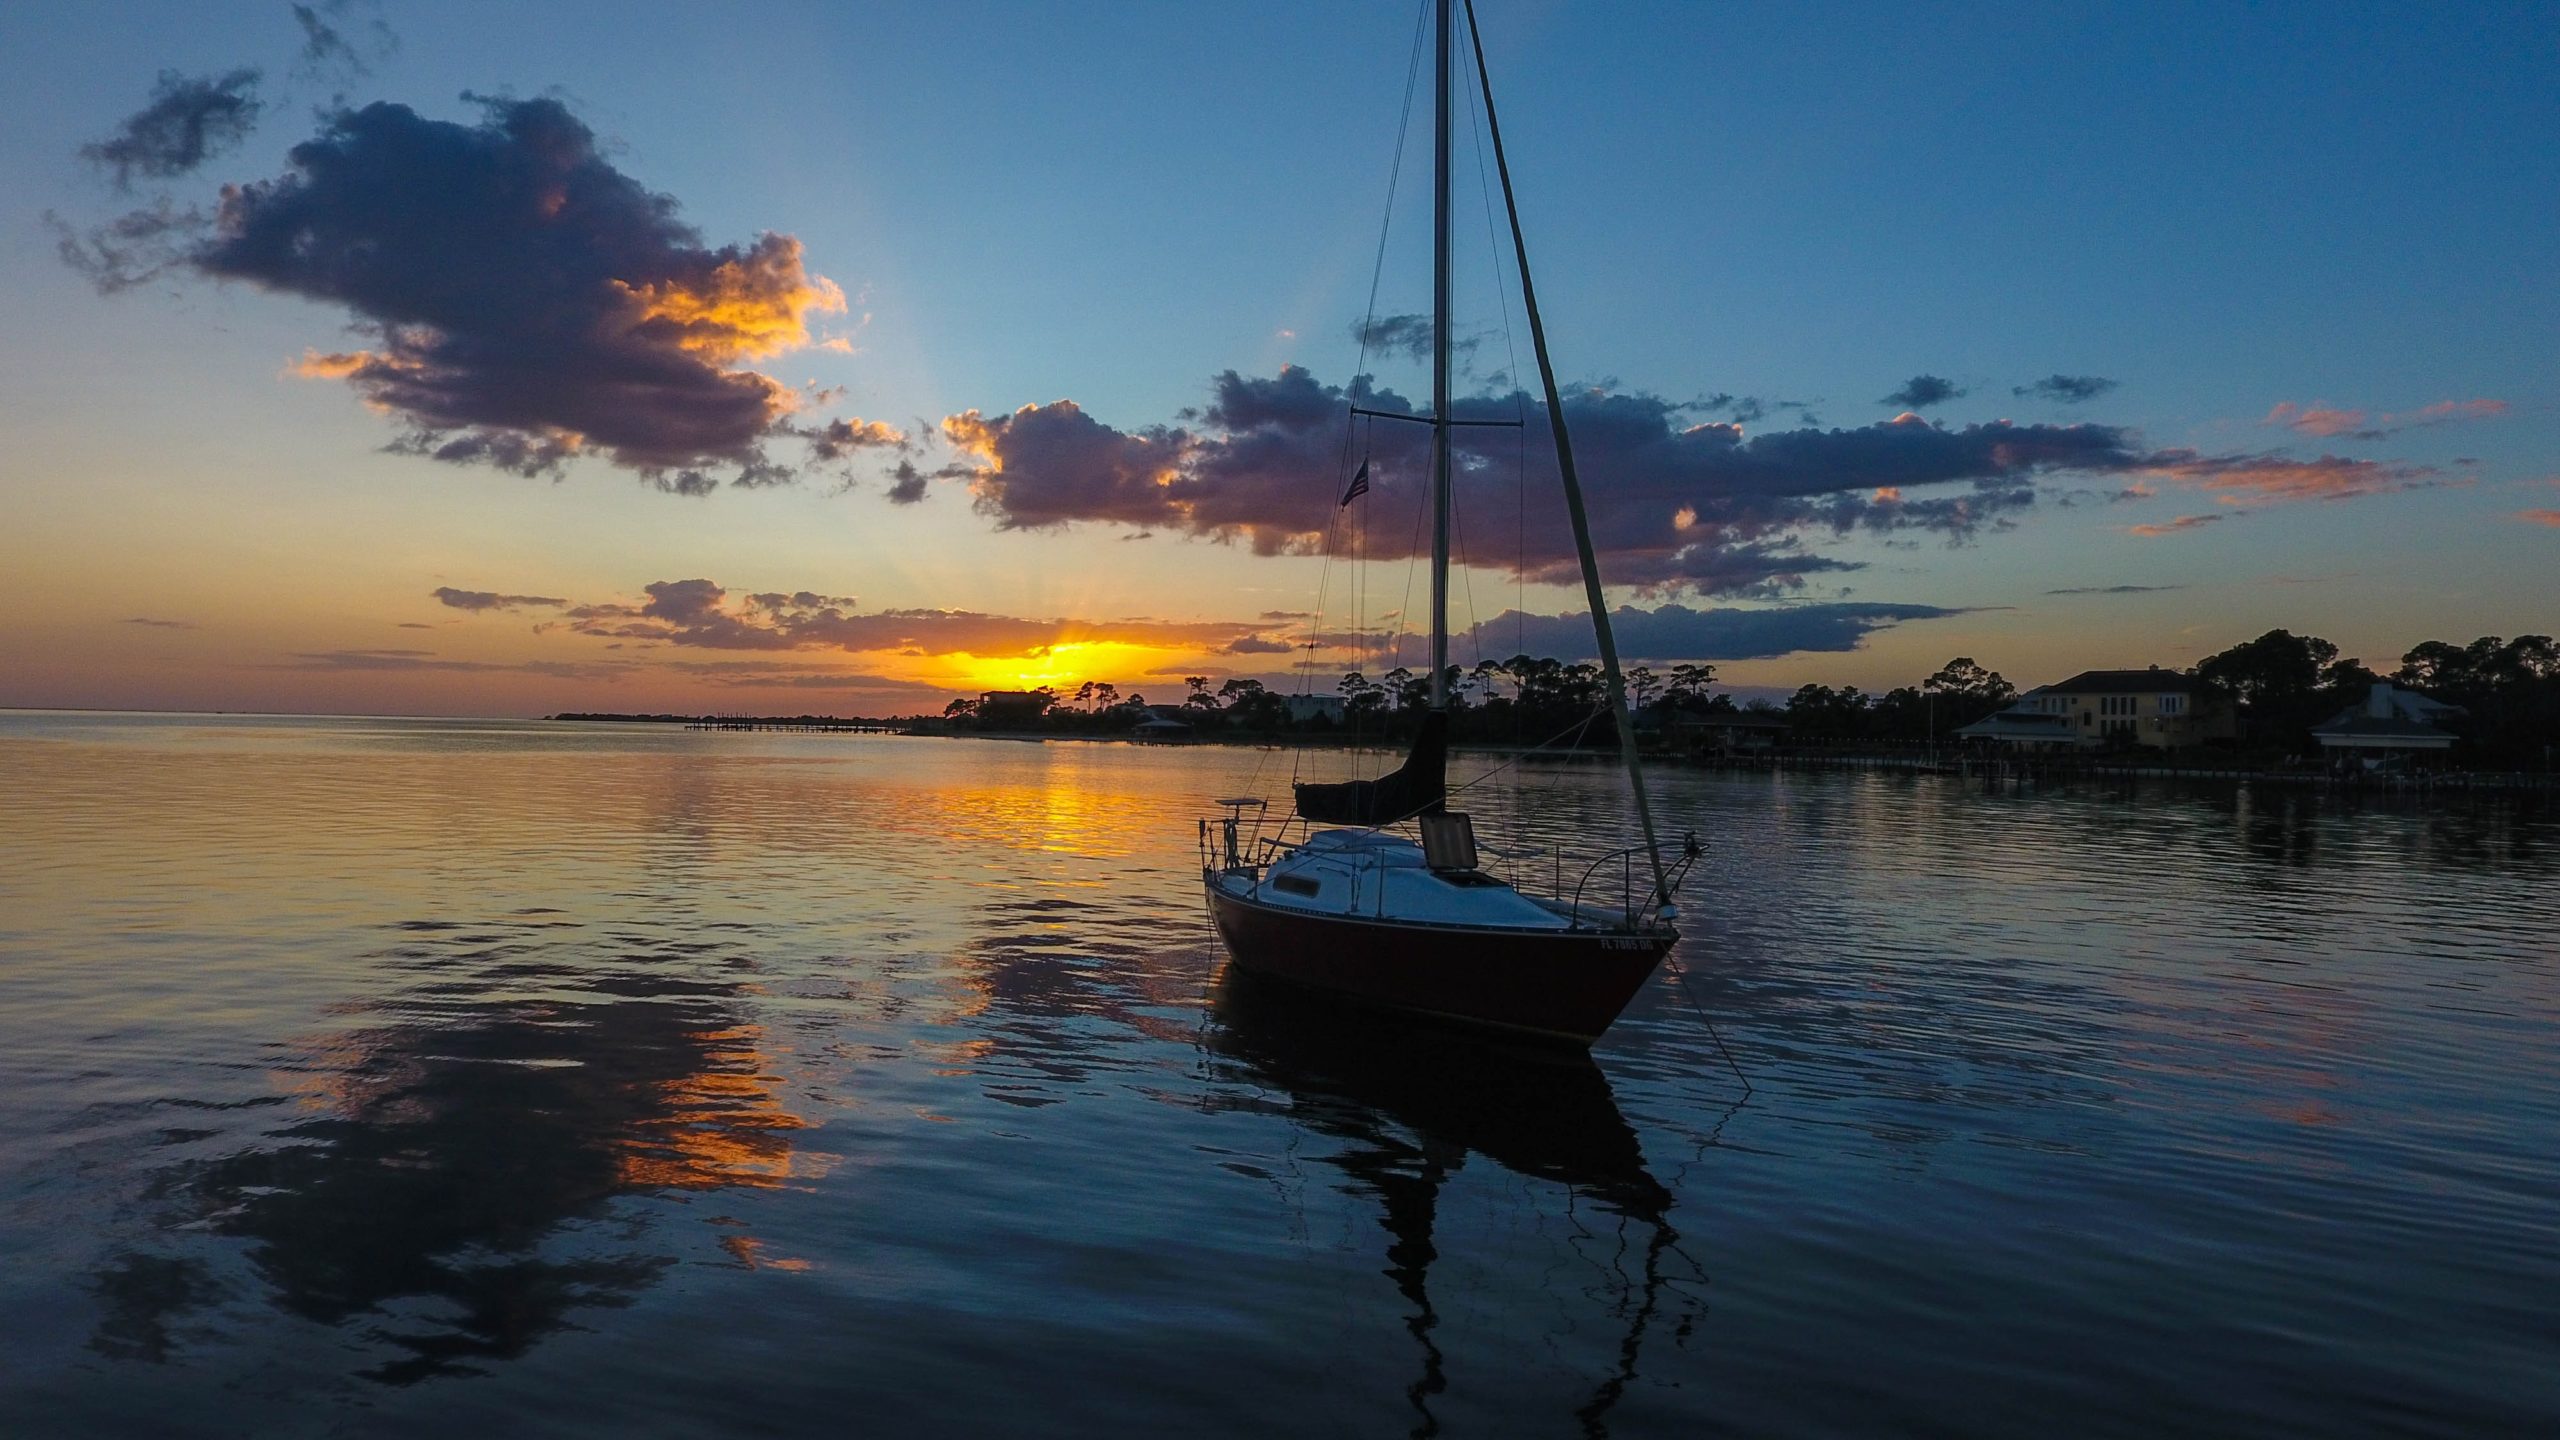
xmin=1 ymin=713 xmax=2553 ymax=1437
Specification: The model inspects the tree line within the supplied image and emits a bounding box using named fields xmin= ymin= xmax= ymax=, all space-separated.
xmin=935 ymin=629 xmax=2555 ymax=766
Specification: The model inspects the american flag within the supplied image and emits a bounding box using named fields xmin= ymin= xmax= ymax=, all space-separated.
xmin=1338 ymin=459 xmax=1371 ymax=507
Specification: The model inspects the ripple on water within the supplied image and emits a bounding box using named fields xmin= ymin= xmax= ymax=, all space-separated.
xmin=0 ymin=716 xmax=2553 ymax=1436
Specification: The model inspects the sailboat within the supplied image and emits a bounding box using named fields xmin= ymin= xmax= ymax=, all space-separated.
xmin=1201 ymin=0 xmax=1699 ymax=1047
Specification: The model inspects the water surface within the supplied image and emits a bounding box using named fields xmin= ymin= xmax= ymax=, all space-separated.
xmin=2 ymin=713 xmax=2552 ymax=1436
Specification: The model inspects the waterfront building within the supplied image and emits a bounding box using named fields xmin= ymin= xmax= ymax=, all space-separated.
xmin=977 ymin=689 xmax=1057 ymax=727
xmin=1957 ymin=667 xmax=2235 ymax=750
xmin=2311 ymin=682 xmax=2462 ymax=770
xmin=1674 ymin=711 xmax=1791 ymax=754
xmin=1951 ymin=707 xmax=2082 ymax=748
xmin=1283 ymin=693 xmax=1346 ymax=725
xmin=2015 ymin=668 xmax=2233 ymax=749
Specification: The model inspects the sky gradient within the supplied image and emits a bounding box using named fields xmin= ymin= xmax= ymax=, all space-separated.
xmin=4 ymin=0 xmax=2554 ymax=716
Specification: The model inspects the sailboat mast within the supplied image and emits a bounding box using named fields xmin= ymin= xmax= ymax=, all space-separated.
xmin=1427 ymin=0 xmax=1453 ymax=710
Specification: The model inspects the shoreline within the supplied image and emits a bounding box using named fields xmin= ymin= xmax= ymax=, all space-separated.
xmin=541 ymin=714 xmax=2558 ymax=794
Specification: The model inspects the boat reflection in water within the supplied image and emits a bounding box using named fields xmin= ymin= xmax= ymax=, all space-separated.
xmin=1202 ymin=969 xmax=1707 ymax=1437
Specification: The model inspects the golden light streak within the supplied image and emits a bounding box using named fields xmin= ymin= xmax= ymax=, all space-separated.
xmin=616 ymin=235 xmax=846 ymax=363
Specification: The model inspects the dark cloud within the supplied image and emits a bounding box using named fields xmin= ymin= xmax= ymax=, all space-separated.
xmin=943 ymin=368 xmax=2137 ymax=596
xmin=1223 ymin=635 xmax=1297 ymax=655
xmin=1459 ymin=602 xmax=1967 ymax=662
xmin=45 ymin=200 xmax=209 ymax=294
xmin=2044 ymin=584 xmax=2184 ymax=595
xmin=2013 ymin=374 xmax=2118 ymax=404
xmin=82 ymin=70 xmax=264 ymax=188
xmin=193 ymin=95 xmax=845 ymax=487
xmin=940 ymin=364 xmax=2444 ymax=593
xmin=1881 ymin=374 xmax=1966 ymax=409
xmin=290 ymin=3 xmax=373 ymax=80
xmin=884 ymin=461 xmax=931 ymax=505
xmin=432 ymin=586 xmax=568 ymax=612
xmin=1350 ymin=313 xmax=1481 ymax=364
xmin=119 ymin=616 xmax=197 ymax=629
xmin=390 ymin=428 xmax=580 ymax=478
xmin=648 ymin=470 xmax=723 ymax=498
xmin=802 ymin=417 xmax=911 ymax=461
xmin=1689 ymin=393 xmax=1821 ymax=427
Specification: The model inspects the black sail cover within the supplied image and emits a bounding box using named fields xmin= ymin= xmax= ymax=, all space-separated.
xmin=1295 ymin=711 xmax=1448 ymax=825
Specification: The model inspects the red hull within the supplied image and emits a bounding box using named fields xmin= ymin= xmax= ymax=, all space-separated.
xmin=1205 ymin=882 xmax=1674 ymax=1045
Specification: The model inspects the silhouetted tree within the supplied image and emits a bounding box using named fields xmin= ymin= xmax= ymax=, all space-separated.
xmin=2395 ymin=635 xmax=2560 ymax=765
xmin=1922 ymin=657 xmax=2015 ymax=729
xmin=2198 ymin=629 xmax=2347 ymax=749
xmin=1663 ymin=662 xmax=1719 ymax=716
xmin=1626 ymin=666 xmax=1661 ymax=712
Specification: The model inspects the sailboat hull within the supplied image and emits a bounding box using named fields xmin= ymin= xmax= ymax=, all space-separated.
xmin=1204 ymin=882 xmax=1674 ymax=1046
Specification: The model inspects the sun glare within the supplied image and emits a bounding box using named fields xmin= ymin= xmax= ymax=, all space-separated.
xmin=938 ymin=641 xmax=1177 ymax=694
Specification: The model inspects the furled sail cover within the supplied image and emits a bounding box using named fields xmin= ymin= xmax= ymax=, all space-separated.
xmin=1294 ymin=711 xmax=1448 ymax=825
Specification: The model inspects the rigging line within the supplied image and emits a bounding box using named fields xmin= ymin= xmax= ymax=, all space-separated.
xmin=1450 ymin=455 xmax=1481 ymax=679
xmin=1663 ymin=955 xmax=1755 ymax=1097
xmin=1358 ymin=0 xmax=1432 ymax=348
xmin=1387 ymin=446 xmax=1433 ymax=687
xmin=1457 ymin=38 xmax=1531 ymax=674
xmin=1440 ymin=702 xmax=1612 ymax=799
xmin=1463 ymin=0 xmax=1669 ymax=911
xmin=1329 ymin=0 xmax=1427 ymax=785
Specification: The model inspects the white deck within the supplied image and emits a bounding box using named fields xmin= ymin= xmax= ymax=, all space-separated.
xmin=1225 ymin=829 xmax=1577 ymax=931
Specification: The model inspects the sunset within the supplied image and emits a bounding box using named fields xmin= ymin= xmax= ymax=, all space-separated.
xmin=5 ymin=1 xmax=2551 ymax=719
xmin=3 ymin=3 xmax=2554 ymax=1435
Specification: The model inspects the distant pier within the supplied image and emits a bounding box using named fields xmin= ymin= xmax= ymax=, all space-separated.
xmin=681 ymin=717 xmax=901 ymax=733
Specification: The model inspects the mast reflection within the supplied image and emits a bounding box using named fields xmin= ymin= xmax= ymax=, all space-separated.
xmin=1202 ymin=971 xmax=1702 ymax=1438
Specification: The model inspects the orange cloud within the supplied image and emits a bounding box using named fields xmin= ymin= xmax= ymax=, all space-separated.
xmin=2146 ymin=450 xmax=2427 ymax=503
xmin=2518 ymin=508 xmax=2560 ymax=528
xmin=2263 ymin=396 xmax=2506 ymax=440
xmin=2406 ymin=398 xmax=2507 ymax=424
xmin=288 ymin=348 xmax=376 ymax=379
xmin=615 ymin=234 xmax=846 ymax=363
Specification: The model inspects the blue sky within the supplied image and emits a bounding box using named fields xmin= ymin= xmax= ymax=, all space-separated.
xmin=1 ymin=1 xmax=2552 ymax=714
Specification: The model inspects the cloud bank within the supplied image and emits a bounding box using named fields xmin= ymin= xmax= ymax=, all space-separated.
xmin=1458 ymin=602 xmax=1967 ymax=663
xmin=939 ymin=367 xmax=2151 ymax=597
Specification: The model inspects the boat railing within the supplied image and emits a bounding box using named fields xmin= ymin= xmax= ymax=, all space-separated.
xmin=1205 ymin=805 xmax=1700 ymax=931
xmin=1565 ymin=835 xmax=1703 ymax=931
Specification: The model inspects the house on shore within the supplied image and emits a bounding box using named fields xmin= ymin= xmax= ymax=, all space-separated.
xmin=977 ymin=690 xmax=1055 ymax=728
xmin=1951 ymin=707 xmax=2081 ymax=749
xmin=1131 ymin=706 xmax=1196 ymax=743
xmin=1959 ymin=667 xmax=2235 ymax=750
xmin=2311 ymin=682 xmax=2462 ymax=770
xmin=1284 ymin=694 xmax=1346 ymax=726
xmin=1673 ymin=711 xmax=1790 ymax=754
